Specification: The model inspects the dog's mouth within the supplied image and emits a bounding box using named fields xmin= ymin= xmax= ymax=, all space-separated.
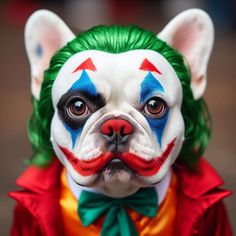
xmin=101 ymin=158 xmax=131 ymax=173
xmin=98 ymin=158 xmax=137 ymax=184
xmin=58 ymin=138 xmax=176 ymax=177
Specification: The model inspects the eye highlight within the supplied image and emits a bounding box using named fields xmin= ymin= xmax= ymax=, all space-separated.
xmin=67 ymin=98 xmax=90 ymax=117
xmin=143 ymin=97 xmax=167 ymax=117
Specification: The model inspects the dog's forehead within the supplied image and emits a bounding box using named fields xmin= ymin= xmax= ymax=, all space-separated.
xmin=52 ymin=49 xmax=181 ymax=103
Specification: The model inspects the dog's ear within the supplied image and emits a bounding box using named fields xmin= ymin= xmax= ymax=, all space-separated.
xmin=25 ymin=10 xmax=75 ymax=100
xmin=158 ymin=9 xmax=214 ymax=100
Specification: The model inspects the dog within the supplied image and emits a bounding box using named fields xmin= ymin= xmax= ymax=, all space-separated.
xmin=10 ymin=9 xmax=232 ymax=236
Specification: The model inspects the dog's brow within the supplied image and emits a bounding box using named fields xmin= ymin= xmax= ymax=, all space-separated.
xmin=72 ymin=58 xmax=97 ymax=73
xmin=139 ymin=58 xmax=162 ymax=75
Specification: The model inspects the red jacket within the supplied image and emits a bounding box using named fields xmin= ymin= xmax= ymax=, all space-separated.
xmin=9 ymin=158 xmax=232 ymax=236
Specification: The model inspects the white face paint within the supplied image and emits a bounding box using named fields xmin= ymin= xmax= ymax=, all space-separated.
xmin=51 ymin=49 xmax=184 ymax=195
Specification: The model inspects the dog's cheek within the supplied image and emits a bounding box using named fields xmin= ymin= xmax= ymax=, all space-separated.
xmin=144 ymin=110 xmax=185 ymax=184
xmin=52 ymin=114 xmax=72 ymax=143
xmin=159 ymin=109 xmax=184 ymax=162
xmin=164 ymin=108 xmax=185 ymax=154
xmin=142 ymin=157 xmax=172 ymax=184
xmin=65 ymin=159 xmax=98 ymax=185
xmin=50 ymin=114 xmax=98 ymax=185
xmin=50 ymin=114 xmax=74 ymax=161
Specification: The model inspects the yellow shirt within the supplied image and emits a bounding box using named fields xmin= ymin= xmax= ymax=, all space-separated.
xmin=59 ymin=169 xmax=177 ymax=236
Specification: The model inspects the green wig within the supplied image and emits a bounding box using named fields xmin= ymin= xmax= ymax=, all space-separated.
xmin=27 ymin=25 xmax=211 ymax=167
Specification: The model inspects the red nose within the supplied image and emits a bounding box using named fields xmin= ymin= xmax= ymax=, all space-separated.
xmin=101 ymin=119 xmax=133 ymax=137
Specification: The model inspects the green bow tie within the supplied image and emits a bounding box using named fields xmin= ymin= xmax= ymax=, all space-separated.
xmin=77 ymin=187 xmax=158 ymax=236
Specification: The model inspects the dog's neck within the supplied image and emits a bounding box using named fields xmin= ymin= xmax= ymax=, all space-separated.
xmin=67 ymin=170 xmax=172 ymax=204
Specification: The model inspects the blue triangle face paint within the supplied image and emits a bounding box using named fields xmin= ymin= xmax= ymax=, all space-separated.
xmin=140 ymin=72 xmax=164 ymax=103
xmin=145 ymin=111 xmax=169 ymax=146
xmin=69 ymin=70 xmax=97 ymax=96
xmin=140 ymin=72 xmax=168 ymax=146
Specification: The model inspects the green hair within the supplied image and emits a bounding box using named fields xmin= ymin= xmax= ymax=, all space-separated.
xmin=27 ymin=25 xmax=211 ymax=167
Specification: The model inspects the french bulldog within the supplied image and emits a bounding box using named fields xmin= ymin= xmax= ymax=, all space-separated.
xmin=25 ymin=9 xmax=213 ymax=198
xmin=10 ymin=8 xmax=233 ymax=236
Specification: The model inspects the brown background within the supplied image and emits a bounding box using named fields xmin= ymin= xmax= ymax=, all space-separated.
xmin=0 ymin=1 xmax=235 ymax=235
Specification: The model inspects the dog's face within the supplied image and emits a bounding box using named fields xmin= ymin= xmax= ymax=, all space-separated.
xmin=50 ymin=50 xmax=184 ymax=187
xmin=25 ymin=9 xmax=213 ymax=196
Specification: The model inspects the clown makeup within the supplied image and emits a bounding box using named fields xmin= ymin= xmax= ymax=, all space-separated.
xmin=51 ymin=49 xmax=185 ymax=189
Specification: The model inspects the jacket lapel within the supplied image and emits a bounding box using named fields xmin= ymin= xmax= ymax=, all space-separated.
xmin=175 ymin=158 xmax=232 ymax=236
xmin=9 ymin=158 xmax=63 ymax=236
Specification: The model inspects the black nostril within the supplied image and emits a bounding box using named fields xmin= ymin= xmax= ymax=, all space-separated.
xmin=107 ymin=127 xmax=113 ymax=137
xmin=120 ymin=126 xmax=125 ymax=137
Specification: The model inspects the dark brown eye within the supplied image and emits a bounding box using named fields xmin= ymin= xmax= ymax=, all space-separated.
xmin=144 ymin=97 xmax=167 ymax=117
xmin=67 ymin=99 xmax=89 ymax=117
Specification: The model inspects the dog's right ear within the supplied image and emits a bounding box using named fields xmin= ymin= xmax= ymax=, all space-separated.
xmin=158 ymin=9 xmax=214 ymax=100
xmin=25 ymin=10 xmax=75 ymax=100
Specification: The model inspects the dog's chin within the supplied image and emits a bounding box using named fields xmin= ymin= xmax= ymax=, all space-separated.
xmin=89 ymin=159 xmax=149 ymax=198
xmin=68 ymin=159 xmax=154 ymax=198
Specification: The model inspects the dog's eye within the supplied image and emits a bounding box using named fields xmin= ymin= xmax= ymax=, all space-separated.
xmin=67 ymin=99 xmax=90 ymax=117
xmin=143 ymin=97 xmax=167 ymax=117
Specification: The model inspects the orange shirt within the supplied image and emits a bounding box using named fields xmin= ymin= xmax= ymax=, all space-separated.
xmin=59 ymin=169 xmax=177 ymax=236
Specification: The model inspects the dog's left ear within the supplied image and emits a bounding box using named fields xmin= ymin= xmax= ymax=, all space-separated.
xmin=158 ymin=9 xmax=214 ymax=100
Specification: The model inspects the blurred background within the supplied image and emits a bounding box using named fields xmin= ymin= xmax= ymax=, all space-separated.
xmin=0 ymin=0 xmax=235 ymax=235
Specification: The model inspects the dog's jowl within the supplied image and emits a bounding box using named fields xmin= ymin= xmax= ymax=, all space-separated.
xmin=10 ymin=9 xmax=232 ymax=236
